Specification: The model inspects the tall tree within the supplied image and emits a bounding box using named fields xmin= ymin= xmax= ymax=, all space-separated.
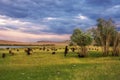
xmin=92 ymin=18 xmax=116 ymax=56
xmin=71 ymin=28 xmax=92 ymax=57
xmin=112 ymin=32 xmax=120 ymax=56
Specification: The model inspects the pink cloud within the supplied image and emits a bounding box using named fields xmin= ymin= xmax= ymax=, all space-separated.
xmin=0 ymin=30 xmax=70 ymax=42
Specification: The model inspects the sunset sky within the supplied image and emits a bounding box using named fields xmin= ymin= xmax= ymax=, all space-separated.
xmin=0 ymin=0 xmax=120 ymax=42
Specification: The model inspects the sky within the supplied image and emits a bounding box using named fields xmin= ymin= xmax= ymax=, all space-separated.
xmin=0 ymin=0 xmax=120 ymax=42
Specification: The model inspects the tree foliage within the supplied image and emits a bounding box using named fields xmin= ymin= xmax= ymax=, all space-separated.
xmin=71 ymin=28 xmax=92 ymax=46
xmin=71 ymin=28 xmax=92 ymax=57
xmin=92 ymin=18 xmax=118 ymax=56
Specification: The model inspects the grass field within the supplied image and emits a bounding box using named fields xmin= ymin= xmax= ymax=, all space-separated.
xmin=0 ymin=46 xmax=120 ymax=80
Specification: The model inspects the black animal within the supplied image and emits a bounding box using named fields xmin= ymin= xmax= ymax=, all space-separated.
xmin=26 ymin=48 xmax=32 ymax=55
xmin=43 ymin=47 xmax=46 ymax=51
xmin=64 ymin=46 xmax=68 ymax=56
xmin=17 ymin=49 xmax=19 ymax=52
xmin=71 ymin=48 xmax=75 ymax=52
xmin=6 ymin=48 xmax=9 ymax=50
xmin=39 ymin=48 xmax=42 ymax=50
xmin=78 ymin=53 xmax=85 ymax=58
xmin=2 ymin=53 xmax=6 ymax=58
xmin=9 ymin=50 xmax=14 ymax=55
xmin=52 ymin=52 xmax=56 ymax=55
xmin=47 ymin=49 xmax=50 ymax=51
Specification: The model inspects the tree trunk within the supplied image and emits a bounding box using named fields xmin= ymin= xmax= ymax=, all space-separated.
xmin=112 ymin=37 xmax=120 ymax=56
xmin=80 ymin=46 xmax=88 ymax=57
xmin=102 ymin=45 xmax=109 ymax=56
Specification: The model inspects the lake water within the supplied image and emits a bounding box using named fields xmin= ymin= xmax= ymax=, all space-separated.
xmin=0 ymin=46 xmax=30 ymax=49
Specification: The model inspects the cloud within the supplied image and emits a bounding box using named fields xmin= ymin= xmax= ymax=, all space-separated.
xmin=44 ymin=17 xmax=58 ymax=21
xmin=76 ymin=14 xmax=88 ymax=20
xmin=0 ymin=15 xmax=49 ymax=34
xmin=0 ymin=15 xmax=30 ymax=26
xmin=104 ymin=5 xmax=120 ymax=15
xmin=0 ymin=0 xmax=120 ymax=41
xmin=85 ymin=0 xmax=112 ymax=7
xmin=101 ymin=4 xmax=120 ymax=22
xmin=42 ymin=17 xmax=62 ymax=22
xmin=0 ymin=15 xmax=71 ymax=42
xmin=0 ymin=29 xmax=70 ymax=42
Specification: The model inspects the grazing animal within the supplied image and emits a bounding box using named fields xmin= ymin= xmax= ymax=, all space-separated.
xmin=17 ymin=49 xmax=19 ymax=52
xmin=24 ymin=49 xmax=27 ymax=53
xmin=47 ymin=49 xmax=49 ymax=51
xmin=43 ymin=47 xmax=46 ymax=51
xmin=6 ymin=48 xmax=9 ymax=50
xmin=78 ymin=54 xmax=85 ymax=58
xmin=2 ymin=53 xmax=6 ymax=58
xmin=97 ymin=49 xmax=99 ymax=51
xmin=64 ymin=46 xmax=68 ymax=56
xmin=26 ymin=48 xmax=32 ymax=55
xmin=52 ymin=52 xmax=56 ymax=55
xmin=59 ymin=48 xmax=61 ymax=50
xmin=71 ymin=48 xmax=75 ymax=52
xmin=9 ymin=50 xmax=14 ymax=55
xmin=39 ymin=48 xmax=42 ymax=50
xmin=55 ymin=49 xmax=57 ymax=51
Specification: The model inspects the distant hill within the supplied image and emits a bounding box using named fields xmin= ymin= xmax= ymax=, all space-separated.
xmin=0 ymin=40 xmax=69 ymax=46
xmin=37 ymin=40 xmax=70 ymax=44
xmin=0 ymin=40 xmax=22 ymax=43
xmin=37 ymin=40 xmax=70 ymax=43
xmin=0 ymin=40 xmax=25 ymax=45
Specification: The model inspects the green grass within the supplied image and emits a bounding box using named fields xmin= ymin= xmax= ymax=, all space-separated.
xmin=0 ymin=48 xmax=120 ymax=80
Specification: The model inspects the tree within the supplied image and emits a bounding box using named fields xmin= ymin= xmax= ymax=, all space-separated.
xmin=112 ymin=32 xmax=120 ymax=56
xmin=92 ymin=18 xmax=116 ymax=56
xmin=71 ymin=28 xmax=92 ymax=57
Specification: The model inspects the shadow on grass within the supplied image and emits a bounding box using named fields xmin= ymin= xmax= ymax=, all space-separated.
xmin=65 ymin=51 xmax=103 ymax=58
xmin=88 ymin=51 xmax=103 ymax=57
